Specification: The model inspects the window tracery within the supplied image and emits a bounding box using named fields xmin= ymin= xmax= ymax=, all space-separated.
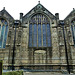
xmin=29 ymin=14 xmax=51 ymax=47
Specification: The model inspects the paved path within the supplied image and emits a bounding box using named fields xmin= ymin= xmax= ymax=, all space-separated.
xmin=23 ymin=72 xmax=74 ymax=75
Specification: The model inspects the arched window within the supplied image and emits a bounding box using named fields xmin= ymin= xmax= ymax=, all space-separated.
xmin=0 ymin=18 xmax=8 ymax=48
xmin=71 ymin=19 xmax=75 ymax=47
xmin=71 ymin=23 xmax=75 ymax=47
xmin=29 ymin=14 xmax=51 ymax=47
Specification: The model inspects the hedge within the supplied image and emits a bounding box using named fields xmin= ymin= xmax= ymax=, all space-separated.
xmin=2 ymin=71 xmax=23 ymax=75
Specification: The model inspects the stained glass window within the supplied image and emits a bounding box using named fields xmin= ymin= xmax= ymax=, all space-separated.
xmin=3 ymin=26 xmax=8 ymax=48
xmin=0 ymin=19 xmax=8 ymax=48
xmin=29 ymin=14 xmax=51 ymax=48
xmin=33 ymin=24 xmax=37 ymax=47
xmin=42 ymin=24 xmax=46 ymax=47
xmin=1 ymin=26 xmax=5 ymax=48
xmin=29 ymin=24 xmax=32 ymax=47
xmin=47 ymin=24 xmax=51 ymax=47
xmin=38 ymin=24 xmax=42 ymax=47
xmin=71 ymin=25 xmax=75 ymax=47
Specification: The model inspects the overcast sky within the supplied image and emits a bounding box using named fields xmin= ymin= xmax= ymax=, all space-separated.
xmin=0 ymin=0 xmax=75 ymax=20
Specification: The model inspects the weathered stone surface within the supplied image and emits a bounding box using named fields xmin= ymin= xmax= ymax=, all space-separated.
xmin=0 ymin=3 xmax=75 ymax=72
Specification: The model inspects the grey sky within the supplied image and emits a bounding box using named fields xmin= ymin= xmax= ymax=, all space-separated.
xmin=0 ymin=0 xmax=75 ymax=20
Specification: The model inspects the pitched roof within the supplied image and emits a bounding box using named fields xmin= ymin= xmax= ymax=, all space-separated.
xmin=64 ymin=9 xmax=75 ymax=20
xmin=1 ymin=7 xmax=14 ymax=20
xmin=23 ymin=3 xmax=56 ymax=19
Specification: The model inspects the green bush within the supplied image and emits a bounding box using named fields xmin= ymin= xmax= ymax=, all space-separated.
xmin=2 ymin=71 xmax=23 ymax=75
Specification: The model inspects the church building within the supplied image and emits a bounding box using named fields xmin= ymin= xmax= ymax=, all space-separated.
xmin=0 ymin=2 xmax=75 ymax=72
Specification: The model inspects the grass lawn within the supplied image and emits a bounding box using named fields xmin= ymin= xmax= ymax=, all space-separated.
xmin=2 ymin=70 xmax=23 ymax=75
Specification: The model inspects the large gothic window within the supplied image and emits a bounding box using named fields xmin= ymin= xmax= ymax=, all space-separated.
xmin=0 ymin=18 xmax=8 ymax=48
xmin=29 ymin=14 xmax=51 ymax=47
